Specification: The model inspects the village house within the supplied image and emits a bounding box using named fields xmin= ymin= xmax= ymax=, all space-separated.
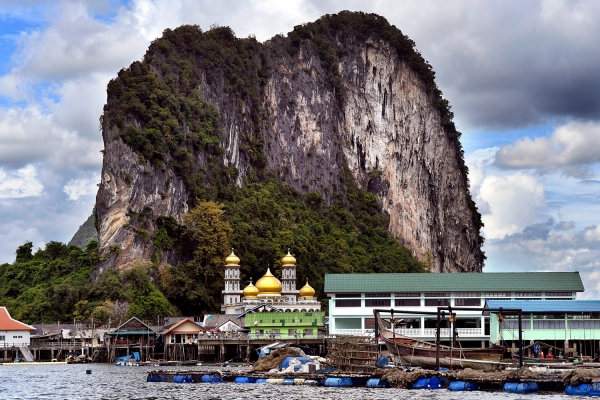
xmin=0 ymin=306 xmax=36 ymax=361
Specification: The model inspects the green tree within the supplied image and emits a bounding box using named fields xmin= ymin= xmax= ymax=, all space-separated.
xmin=183 ymin=201 xmax=233 ymax=288
xmin=15 ymin=241 xmax=33 ymax=262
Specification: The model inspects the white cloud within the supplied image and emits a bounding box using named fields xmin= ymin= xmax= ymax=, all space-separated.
xmin=0 ymin=165 xmax=44 ymax=198
xmin=478 ymin=173 xmax=546 ymax=239
xmin=0 ymin=105 xmax=102 ymax=171
xmin=64 ymin=175 xmax=99 ymax=201
xmin=0 ymin=225 xmax=45 ymax=264
xmin=484 ymin=222 xmax=600 ymax=298
xmin=494 ymin=121 xmax=600 ymax=177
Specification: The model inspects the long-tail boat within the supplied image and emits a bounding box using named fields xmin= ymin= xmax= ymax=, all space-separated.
xmin=375 ymin=311 xmax=506 ymax=371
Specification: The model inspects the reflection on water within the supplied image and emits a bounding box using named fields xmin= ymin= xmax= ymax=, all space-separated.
xmin=0 ymin=364 xmax=572 ymax=399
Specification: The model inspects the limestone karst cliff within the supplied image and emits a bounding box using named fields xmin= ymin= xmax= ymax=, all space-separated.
xmin=95 ymin=11 xmax=485 ymax=278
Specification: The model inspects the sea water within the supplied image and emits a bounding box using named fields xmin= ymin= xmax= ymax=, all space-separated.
xmin=0 ymin=364 xmax=574 ymax=399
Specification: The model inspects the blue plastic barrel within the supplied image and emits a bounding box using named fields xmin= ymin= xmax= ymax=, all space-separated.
xmin=201 ymin=374 xmax=222 ymax=383
xmin=504 ymin=382 xmax=539 ymax=393
xmin=255 ymin=378 xmax=267 ymax=384
xmin=324 ymin=377 xmax=353 ymax=387
xmin=366 ymin=378 xmax=390 ymax=388
xmin=147 ymin=374 xmax=167 ymax=382
xmin=173 ymin=374 xmax=193 ymax=383
xmin=589 ymin=383 xmax=600 ymax=396
xmin=281 ymin=378 xmax=295 ymax=385
xmin=234 ymin=376 xmax=256 ymax=384
xmin=565 ymin=384 xmax=592 ymax=396
xmin=448 ymin=381 xmax=479 ymax=391
xmin=411 ymin=376 xmax=442 ymax=389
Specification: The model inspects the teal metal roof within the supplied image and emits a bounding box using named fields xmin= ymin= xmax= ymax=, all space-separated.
xmin=324 ymin=272 xmax=584 ymax=293
xmin=487 ymin=300 xmax=600 ymax=312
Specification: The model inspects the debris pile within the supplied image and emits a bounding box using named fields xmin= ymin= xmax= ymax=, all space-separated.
xmin=563 ymin=368 xmax=600 ymax=385
xmin=379 ymin=368 xmax=431 ymax=388
xmin=252 ymin=347 xmax=305 ymax=372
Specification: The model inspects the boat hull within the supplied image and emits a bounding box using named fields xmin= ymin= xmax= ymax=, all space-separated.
xmin=382 ymin=335 xmax=504 ymax=371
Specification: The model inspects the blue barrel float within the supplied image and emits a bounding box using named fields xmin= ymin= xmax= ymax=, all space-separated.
xmin=281 ymin=378 xmax=295 ymax=385
xmin=411 ymin=376 xmax=442 ymax=389
xmin=366 ymin=378 xmax=390 ymax=388
xmin=255 ymin=378 xmax=267 ymax=384
xmin=565 ymin=382 xmax=600 ymax=396
xmin=324 ymin=377 xmax=353 ymax=387
xmin=234 ymin=376 xmax=256 ymax=384
xmin=201 ymin=374 xmax=222 ymax=383
xmin=503 ymin=382 xmax=539 ymax=393
xmin=173 ymin=374 xmax=193 ymax=383
xmin=448 ymin=381 xmax=479 ymax=391
xmin=147 ymin=373 xmax=168 ymax=382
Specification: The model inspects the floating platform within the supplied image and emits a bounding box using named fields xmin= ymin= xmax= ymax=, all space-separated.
xmin=146 ymin=366 xmax=600 ymax=395
xmin=0 ymin=361 xmax=68 ymax=366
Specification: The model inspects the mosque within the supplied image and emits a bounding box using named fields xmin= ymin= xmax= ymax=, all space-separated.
xmin=221 ymin=249 xmax=321 ymax=315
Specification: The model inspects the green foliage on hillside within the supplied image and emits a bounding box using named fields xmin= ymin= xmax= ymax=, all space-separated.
xmin=68 ymin=213 xmax=98 ymax=249
xmin=222 ymin=179 xmax=425 ymax=298
xmin=0 ymin=241 xmax=173 ymax=324
xmin=151 ymin=183 xmax=425 ymax=315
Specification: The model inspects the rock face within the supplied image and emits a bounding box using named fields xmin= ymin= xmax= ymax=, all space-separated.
xmin=95 ymin=12 xmax=484 ymax=276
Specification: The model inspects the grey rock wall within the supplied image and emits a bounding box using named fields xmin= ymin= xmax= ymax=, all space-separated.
xmin=95 ymin=31 xmax=483 ymax=275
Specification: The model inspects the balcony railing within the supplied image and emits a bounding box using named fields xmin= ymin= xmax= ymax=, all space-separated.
xmin=331 ymin=327 xmax=485 ymax=337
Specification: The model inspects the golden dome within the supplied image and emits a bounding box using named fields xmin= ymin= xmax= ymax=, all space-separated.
xmin=225 ymin=249 xmax=240 ymax=265
xmin=299 ymin=280 xmax=316 ymax=298
xmin=282 ymin=249 xmax=296 ymax=266
xmin=243 ymin=280 xmax=259 ymax=298
xmin=255 ymin=268 xmax=282 ymax=295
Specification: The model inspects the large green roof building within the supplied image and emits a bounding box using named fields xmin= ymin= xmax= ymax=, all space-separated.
xmin=324 ymin=272 xmax=585 ymax=350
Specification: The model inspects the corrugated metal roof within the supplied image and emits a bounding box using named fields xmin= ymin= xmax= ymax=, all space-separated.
xmin=324 ymin=272 xmax=584 ymax=293
xmin=486 ymin=300 xmax=600 ymax=312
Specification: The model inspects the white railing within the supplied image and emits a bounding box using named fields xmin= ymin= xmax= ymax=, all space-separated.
xmin=392 ymin=328 xmax=484 ymax=337
xmin=332 ymin=329 xmax=372 ymax=336
xmin=332 ymin=327 xmax=485 ymax=337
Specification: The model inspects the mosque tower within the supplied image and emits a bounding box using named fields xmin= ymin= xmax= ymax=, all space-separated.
xmin=221 ymin=249 xmax=243 ymax=314
xmin=280 ymin=249 xmax=299 ymax=301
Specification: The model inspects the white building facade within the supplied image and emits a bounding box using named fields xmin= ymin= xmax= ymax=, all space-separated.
xmin=325 ymin=272 xmax=583 ymax=346
xmin=0 ymin=307 xmax=36 ymax=346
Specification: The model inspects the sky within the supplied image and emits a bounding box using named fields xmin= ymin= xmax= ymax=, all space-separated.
xmin=1 ymin=0 xmax=599 ymax=297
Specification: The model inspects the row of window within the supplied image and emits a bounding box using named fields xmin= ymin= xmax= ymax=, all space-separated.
xmin=335 ymin=292 xmax=572 ymax=299
xmin=335 ymin=298 xmax=482 ymax=307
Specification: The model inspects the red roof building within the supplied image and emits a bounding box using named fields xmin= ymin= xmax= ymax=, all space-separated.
xmin=0 ymin=307 xmax=35 ymax=346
